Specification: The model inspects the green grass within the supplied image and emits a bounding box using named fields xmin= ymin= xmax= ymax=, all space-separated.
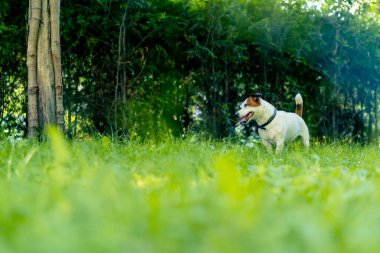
xmin=0 ymin=130 xmax=379 ymax=253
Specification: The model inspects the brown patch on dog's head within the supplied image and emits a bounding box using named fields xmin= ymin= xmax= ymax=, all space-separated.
xmin=247 ymin=93 xmax=261 ymax=107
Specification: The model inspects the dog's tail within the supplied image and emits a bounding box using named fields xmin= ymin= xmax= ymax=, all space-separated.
xmin=295 ymin=93 xmax=303 ymax=117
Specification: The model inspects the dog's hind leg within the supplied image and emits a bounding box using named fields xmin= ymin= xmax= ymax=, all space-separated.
xmin=301 ymin=131 xmax=310 ymax=150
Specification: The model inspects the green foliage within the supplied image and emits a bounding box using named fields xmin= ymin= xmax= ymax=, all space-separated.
xmin=0 ymin=0 xmax=379 ymax=141
xmin=0 ymin=1 xmax=27 ymax=139
xmin=0 ymin=137 xmax=380 ymax=252
xmin=111 ymin=76 xmax=185 ymax=140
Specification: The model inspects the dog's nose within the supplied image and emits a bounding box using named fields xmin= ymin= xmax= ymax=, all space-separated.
xmin=235 ymin=112 xmax=239 ymax=117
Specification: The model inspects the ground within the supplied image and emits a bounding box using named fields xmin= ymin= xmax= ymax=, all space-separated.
xmin=0 ymin=131 xmax=379 ymax=253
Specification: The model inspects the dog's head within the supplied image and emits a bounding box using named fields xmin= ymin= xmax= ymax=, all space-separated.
xmin=236 ymin=93 xmax=262 ymax=124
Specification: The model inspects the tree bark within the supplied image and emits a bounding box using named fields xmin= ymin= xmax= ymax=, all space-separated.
xmin=27 ymin=0 xmax=42 ymax=138
xmin=50 ymin=0 xmax=64 ymax=131
xmin=27 ymin=0 xmax=63 ymax=138
xmin=37 ymin=0 xmax=56 ymax=127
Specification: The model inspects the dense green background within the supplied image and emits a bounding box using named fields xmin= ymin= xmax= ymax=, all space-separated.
xmin=0 ymin=0 xmax=379 ymax=141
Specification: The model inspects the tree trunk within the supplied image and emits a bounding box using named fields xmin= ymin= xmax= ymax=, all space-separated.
xmin=50 ymin=0 xmax=64 ymax=131
xmin=114 ymin=8 xmax=128 ymax=133
xmin=37 ymin=0 xmax=56 ymax=127
xmin=332 ymin=25 xmax=340 ymax=138
xmin=27 ymin=0 xmax=63 ymax=138
xmin=27 ymin=0 xmax=41 ymax=138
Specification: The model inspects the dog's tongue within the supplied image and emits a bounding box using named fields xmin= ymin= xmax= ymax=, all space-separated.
xmin=239 ymin=112 xmax=253 ymax=124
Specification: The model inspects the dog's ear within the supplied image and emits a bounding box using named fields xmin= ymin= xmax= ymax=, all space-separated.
xmin=247 ymin=93 xmax=261 ymax=106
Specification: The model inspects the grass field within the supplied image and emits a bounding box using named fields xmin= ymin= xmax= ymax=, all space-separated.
xmin=0 ymin=130 xmax=379 ymax=253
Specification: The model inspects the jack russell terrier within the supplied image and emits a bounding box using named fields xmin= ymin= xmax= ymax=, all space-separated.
xmin=236 ymin=93 xmax=309 ymax=153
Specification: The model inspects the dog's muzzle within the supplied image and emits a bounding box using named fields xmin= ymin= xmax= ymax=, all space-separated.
xmin=238 ymin=112 xmax=254 ymax=124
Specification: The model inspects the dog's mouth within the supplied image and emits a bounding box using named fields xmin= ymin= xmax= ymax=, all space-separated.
xmin=239 ymin=112 xmax=254 ymax=124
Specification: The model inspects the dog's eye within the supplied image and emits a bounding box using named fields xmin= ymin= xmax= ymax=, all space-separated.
xmin=244 ymin=104 xmax=248 ymax=107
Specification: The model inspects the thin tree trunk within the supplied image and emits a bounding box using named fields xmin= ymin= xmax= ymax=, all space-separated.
xmin=332 ymin=25 xmax=340 ymax=138
xmin=50 ymin=0 xmax=64 ymax=131
xmin=27 ymin=0 xmax=42 ymax=138
xmin=66 ymin=55 xmax=72 ymax=138
xmin=74 ymin=74 xmax=80 ymax=138
xmin=366 ymin=88 xmax=374 ymax=141
xmin=37 ymin=0 xmax=56 ymax=127
xmin=114 ymin=8 xmax=128 ymax=133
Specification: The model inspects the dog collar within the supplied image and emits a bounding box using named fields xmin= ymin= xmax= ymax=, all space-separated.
xmin=256 ymin=109 xmax=277 ymax=130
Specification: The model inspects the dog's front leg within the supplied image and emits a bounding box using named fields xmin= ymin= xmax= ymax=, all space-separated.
xmin=261 ymin=139 xmax=273 ymax=153
xmin=275 ymin=140 xmax=285 ymax=154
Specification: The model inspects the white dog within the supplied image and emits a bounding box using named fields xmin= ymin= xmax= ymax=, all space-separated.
xmin=236 ymin=93 xmax=309 ymax=153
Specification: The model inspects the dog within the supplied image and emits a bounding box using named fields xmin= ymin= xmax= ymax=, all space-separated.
xmin=236 ymin=93 xmax=309 ymax=153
